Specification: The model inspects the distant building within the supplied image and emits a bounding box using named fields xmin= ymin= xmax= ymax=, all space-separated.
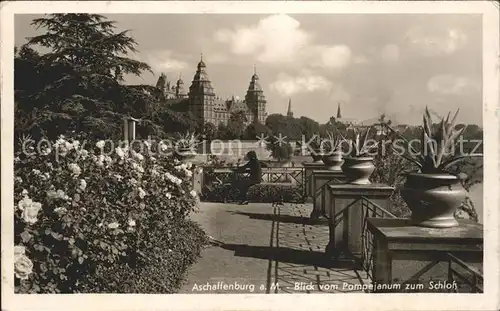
xmin=156 ymin=56 xmax=267 ymax=126
xmin=287 ymin=98 xmax=293 ymax=118
xmin=333 ymin=103 xmax=363 ymax=127
xmin=156 ymin=73 xmax=188 ymax=100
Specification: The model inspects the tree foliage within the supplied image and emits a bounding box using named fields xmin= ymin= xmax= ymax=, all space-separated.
xmin=15 ymin=14 xmax=156 ymax=141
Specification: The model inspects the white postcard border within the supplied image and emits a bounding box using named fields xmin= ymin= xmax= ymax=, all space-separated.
xmin=1 ymin=1 xmax=499 ymax=310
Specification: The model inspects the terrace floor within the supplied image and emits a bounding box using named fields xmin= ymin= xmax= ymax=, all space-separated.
xmin=180 ymin=202 xmax=370 ymax=294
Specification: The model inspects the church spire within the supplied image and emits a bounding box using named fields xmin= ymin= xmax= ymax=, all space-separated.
xmin=337 ymin=103 xmax=342 ymax=118
xmin=287 ymin=98 xmax=293 ymax=117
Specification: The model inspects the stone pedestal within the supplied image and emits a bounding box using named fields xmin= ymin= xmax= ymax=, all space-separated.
xmin=324 ymin=183 xmax=393 ymax=259
xmin=367 ymin=218 xmax=483 ymax=292
xmin=310 ymin=170 xmax=345 ymax=220
xmin=302 ymin=162 xmax=327 ymax=200
xmin=192 ymin=166 xmax=204 ymax=195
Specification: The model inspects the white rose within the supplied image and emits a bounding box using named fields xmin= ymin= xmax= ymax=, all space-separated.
xmin=79 ymin=149 xmax=89 ymax=159
xmin=134 ymin=153 xmax=144 ymax=161
xmin=54 ymin=207 xmax=67 ymax=214
xmin=21 ymin=189 xmax=28 ymax=196
xmin=165 ymin=192 xmax=172 ymax=199
xmin=138 ymin=188 xmax=147 ymax=199
xmin=79 ymin=179 xmax=87 ymax=191
xmin=68 ymin=163 xmax=81 ymax=176
xmin=17 ymin=197 xmax=33 ymax=211
xmin=96 ymin=140 xmax=105 ymax=149
xmin=14 ymin=245 xmax=26 ymax=256
xmin=128 ymin=219 xmax=136 ymax=227
xmin=185 ymin=170 xmax=193 ymax=178
xmin=56 ymin=189 xmax=69 ymax=200
xmin=72 ymin=140 xmax=80 ymax=149
xmin=14 ymin=253 xmax=33 ymax=280
xmin=190 ymin=190 xmax=197 ymax=197
xmin=107 ymin=222 xmax=119 ymax=229
xmin=159 ymin=143 xmax=168 ymax=152
xmin=115 ymin=147 xmax=125 ymax=158
xmin=22 ymin=201 xmax=42 ymax=224
xmin=65 ymin=141 xmax=74 ymax=151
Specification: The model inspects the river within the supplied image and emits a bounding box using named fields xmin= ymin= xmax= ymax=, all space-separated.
xmin=469 ymin=184 xmax=483 ymax=224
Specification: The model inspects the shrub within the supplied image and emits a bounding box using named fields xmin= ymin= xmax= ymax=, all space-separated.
xmin=86 ymin=219 xmax=208 ymax=293
xmin=14 ymin=135 xmax=206 ymax=293
xmin=247 ymin=184 xmax=304 ymax=203
xmin=201 ymin=183 xmax=242 ymax=203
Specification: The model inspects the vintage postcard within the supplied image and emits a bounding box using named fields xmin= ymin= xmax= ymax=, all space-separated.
xmin=1 ymin=1 xmax=499 ymax=310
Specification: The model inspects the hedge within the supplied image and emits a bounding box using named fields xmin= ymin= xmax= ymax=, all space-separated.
xmin=247 ymin=183 xmax=304 ymax=203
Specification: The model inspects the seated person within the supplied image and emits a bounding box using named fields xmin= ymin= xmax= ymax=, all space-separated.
xmin=233 ymin=151 xmax=262 ymax=205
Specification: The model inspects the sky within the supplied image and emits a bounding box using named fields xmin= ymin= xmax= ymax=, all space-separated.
xmin=15 ymin=13 xmax=483 ymax=125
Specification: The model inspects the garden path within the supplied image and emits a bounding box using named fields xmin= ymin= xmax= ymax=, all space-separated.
xmin=180 ymin=202 xmax=370 ymax=294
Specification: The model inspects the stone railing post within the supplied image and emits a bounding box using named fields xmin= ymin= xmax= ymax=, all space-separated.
xmin=302 ymin=162 xmax=328 ymax=201
xmin=323 ymin=183 xmax=393 ymax=260
xmin=123 ymin=117 xmax=139 ymax=142
xmin=367 ymin=218 xmax=483 ymax=292
xmin=310 ymin=169 xmax=346 ymax=220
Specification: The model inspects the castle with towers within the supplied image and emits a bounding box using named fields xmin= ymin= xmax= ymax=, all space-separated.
xmin=156 ymin=56 xmax=268 ymax=126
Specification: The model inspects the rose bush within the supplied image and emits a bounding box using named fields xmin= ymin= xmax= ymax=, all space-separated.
xmin=14 ymin=135 xmax=206 ymax=293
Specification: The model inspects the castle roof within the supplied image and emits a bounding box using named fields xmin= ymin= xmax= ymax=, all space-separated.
xmin=189 ymin=55 xmax=215 ymax=95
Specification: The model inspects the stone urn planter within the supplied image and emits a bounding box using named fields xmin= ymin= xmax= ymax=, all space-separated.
xmin=310 ymin=149 xmax=323 ymax=163
xmin=174 ymin=148 xmax=197 ymax=161
xmin=401 ymin=173 xmax=465 ymax=228
xmin=322 ymin=152 xmax=343 ymax=171
xmin=341 ymin=156 xmax=375 ymax=185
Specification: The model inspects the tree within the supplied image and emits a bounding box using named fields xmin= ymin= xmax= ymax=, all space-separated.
xmin=243 ymin=121 xmax=271 ymax=140
xmin=298 ymin=116 xmax=320 ymax=140
xmin=265 ymin=113 xmax=302 ymax=141
xmin=202 ymin=122 xmax=218 ymax=141
xmin=15 ymin=14 xmax=154 ymax=140
xmin=216 ymin=123 xmax=232 ymax=140
xmin=266 ymin=137 xmax=293 ymax=163
xmin=227 ymin=110 xmax=248 ymax=139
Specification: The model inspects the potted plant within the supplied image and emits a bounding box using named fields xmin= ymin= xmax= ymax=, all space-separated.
xmin=341 ymin=126 xmax=379 ymax=184
xmin=320 ymin=130 xmax=345 ymax=171
xmin=306 ymin=134 xmax=323 ymax=163
xmin=173 ymin=131 xmax=199 ymax=161
xmin=391 ymin=107 xmax=482 ymax=228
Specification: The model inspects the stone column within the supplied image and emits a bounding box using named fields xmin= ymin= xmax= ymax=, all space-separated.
xmin=324 ymin=183 xmax=393 ymax=260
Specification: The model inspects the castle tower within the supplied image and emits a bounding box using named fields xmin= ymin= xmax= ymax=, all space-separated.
xmin=188 ymin=55 xmax=216 ymax=123
xmin=337 ymin=103 xmax=342 ymax=118
xmin=156 ymin=73 xmax=167 ymax=97
xmin=175 ymin=74 xmax=188 ymax=99
xmin=287 ymin=98 xmax=293 ymax=118
xmin=245 ymin=65 xmax=267 ymax=123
